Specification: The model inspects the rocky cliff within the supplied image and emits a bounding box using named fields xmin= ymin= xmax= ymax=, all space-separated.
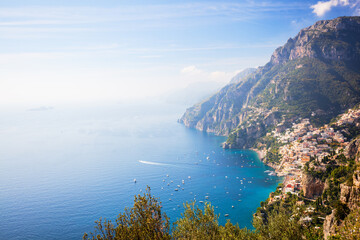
xmin=270 ymin=17 xmax=360 ymax=65
xmin=180 ymin=16 xmax=360 ymax=149
xmin=301 ymin=173 xmax=325 ymax=199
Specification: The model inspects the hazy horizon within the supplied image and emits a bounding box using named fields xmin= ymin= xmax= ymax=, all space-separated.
xmin=1 ymin=0 xmax=359 ymax=105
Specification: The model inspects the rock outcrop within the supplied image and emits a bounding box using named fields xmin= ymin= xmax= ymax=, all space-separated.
xmin=301 ymin=173 xmax=324 ymax=199
xmin=340 ymin=169 xmax=360 ymax=210
xmin=344 ymin=137 xmax=360 ymax=160
xmin=271 ymin=17 xmax=360 ymax=65
xmin=323 ymin=210 xmax=339 ymax=240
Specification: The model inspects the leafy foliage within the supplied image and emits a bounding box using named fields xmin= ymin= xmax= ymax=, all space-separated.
xmin=172 ymin=202 xmax=257 ymax=240
xmin=172 ymin=202 xmax=220 ymax=239
xmin=83 ymin=186 xmax=170 ymax=240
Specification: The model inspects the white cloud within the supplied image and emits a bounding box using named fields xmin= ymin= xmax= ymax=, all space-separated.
xmin=180 ymin=65 xmax=241 ymax=84
xmin=181 ymin=65 xmax=202 ymax=75
xmin=310 ymin=0 xmax=350 ymax=16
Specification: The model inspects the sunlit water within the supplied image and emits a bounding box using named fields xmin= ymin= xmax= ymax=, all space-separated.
xmin=0 ymin=101 xmax=282 ymax=239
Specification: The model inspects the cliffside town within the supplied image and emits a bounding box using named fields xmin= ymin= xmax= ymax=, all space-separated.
xmin=255 ymin=106 xmax=360 ymax=239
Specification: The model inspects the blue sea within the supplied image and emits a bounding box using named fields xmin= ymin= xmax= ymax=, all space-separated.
xmin=0 ymin=101 xmax=282 ymax=239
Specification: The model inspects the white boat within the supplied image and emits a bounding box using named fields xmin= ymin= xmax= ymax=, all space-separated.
xmin=224 ymin=214 xmax=229 ymax=217
xmin=175 ymin=189 xmax=178 ymax=191
xmin=188 ymin=176 xmax=191 ymax=179
xmin=133 ymin=179 xmax=137 ymax=183
xmin=182 ymin=180 xmax=185 ymax=184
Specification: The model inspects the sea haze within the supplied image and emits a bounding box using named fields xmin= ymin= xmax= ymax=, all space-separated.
xmin=0 ymin=101 xmax=282 ymax=239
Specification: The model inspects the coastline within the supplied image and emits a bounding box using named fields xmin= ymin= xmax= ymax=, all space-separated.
xmin=251 ymin=148 xmax=278 ymax=171
xmin=250 ymin=148 xmax=265 ymax=160
xmin=251 ymin=147 xmax=285 ymax=182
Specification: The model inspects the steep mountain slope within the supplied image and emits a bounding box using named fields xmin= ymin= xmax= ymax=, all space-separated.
xmin=229 ymin=68 xmax=257 ymax=84
xmin=179 ymin=16 xmax=360 ymax=148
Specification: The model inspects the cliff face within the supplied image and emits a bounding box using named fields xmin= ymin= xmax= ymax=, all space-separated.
xmin=344 ymin=137 xmax=360 ymax=160
xmin=301 ymin=173 xmax=325 ymax=199
xmin=323 ymin=139 xmax=360 ymax=238
xmin=340 ymin=170 xmax=360 ymax=210
xmin=323 ymin=210 xmax=339 ymax=240
xmin=271 ymin=17 xmax=360 ymax=65
xmin=179 ymin=66 xmax=267 ymax=136
xmin=179 ymin=16 xmax=360 ymax=148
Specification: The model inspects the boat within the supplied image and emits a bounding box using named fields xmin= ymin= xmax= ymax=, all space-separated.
xmin=182 ymin=180 xmax=185 ymax=184
xmin=199 ymin=201 xmax=204 ymax=203
xmin=224 ymin=214 xmax=229 ymax=217
xmin=177 ymin=185 xmax=181 ymax=188
xmin=133 ymin=179 xmax=137 ymax=183
xmin=175 ymin=189 xmax=178 ymax=191
xmin=205 ymin=196 xmax=209 ymax=199
xmin=232 ymin=205 xmax=234 ymax=208
xmin=188 ymin=176 xmax=191 ymax=179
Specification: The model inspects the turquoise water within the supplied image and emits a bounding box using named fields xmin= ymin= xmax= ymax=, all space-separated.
xmin=0 ymin=101 xmax=281 ymax=239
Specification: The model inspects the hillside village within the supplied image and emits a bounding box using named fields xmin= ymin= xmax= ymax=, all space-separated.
xmin=265 ymin=108 xmax=360 ymax=202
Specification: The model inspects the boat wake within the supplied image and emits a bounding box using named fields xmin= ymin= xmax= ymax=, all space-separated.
xmin=138 ymin=160 xmax=170 ymax=166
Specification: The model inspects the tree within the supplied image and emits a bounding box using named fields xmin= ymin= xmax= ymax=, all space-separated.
xmin=83 ymin=186 xmax=170 ymax=240
xmin=172 ymin=202 xmax=221 ymax=239
xmin=253 ymin=209 xmax=303 ymax=240
xmin=172 ymin=202 xmax=258 ymax=240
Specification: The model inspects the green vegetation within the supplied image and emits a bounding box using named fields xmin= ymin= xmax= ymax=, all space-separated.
xmin=83 ymin=187 xmax=170 ymax=240
xmin=257 ymin=135 xmax=282 ymax=164
xmin=330 ymin=209 xmax=360 ymax=240
xmin=84 ymin=186 xmax=323 ymax=240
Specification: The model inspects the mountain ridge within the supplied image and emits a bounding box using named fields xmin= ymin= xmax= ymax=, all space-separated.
xmin=179 ymin=16 xmax=360 ymax=149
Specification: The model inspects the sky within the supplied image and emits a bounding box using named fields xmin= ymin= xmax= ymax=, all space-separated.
xmin=1 ymin=0 xmax=359 ymax=105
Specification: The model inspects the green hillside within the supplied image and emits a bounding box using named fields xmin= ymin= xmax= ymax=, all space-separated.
xmin=179 ymin=16 xmax=360 ymax=149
